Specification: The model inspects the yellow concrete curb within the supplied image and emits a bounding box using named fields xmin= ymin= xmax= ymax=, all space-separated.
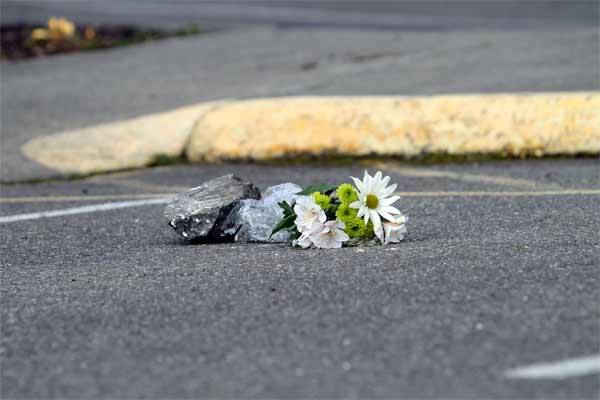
xmin=186 ymin=93 xmax=600 ymax=162
xmin=21 ymin=101 xmax=227 ymax=175
xmin=21 ymin=93 xmax=599 ymax=175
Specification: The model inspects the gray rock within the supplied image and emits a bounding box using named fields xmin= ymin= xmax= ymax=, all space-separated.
xmin=230 ymin=183 xmax=302 ymax=242
xmin=164 ymin=174 xmax=261 ymax=241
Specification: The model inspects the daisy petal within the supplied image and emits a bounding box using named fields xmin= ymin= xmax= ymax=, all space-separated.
xmin=378 ymin=210 xmax=398 ymax=222
xmin=370 ymin=210 xmax=383 ymax=241
xmin=375 ymin=177 xmax=389 ymax=194
xmin=356 ymin=206 xmax=366 ymax=218
xmin=380 ymin=205 xmax=402 ymax=215
xmin=379 ymin=195 xmax=400 ymax=206
xmin=349 ymin=200 xmax=362 ymax=209
xmin=381 ymin=175 xmax=390 ymax=187
xmin=351 ymin=176 xmax=365 ymax=194
xmin=363 ymin=170 xmax=369 ymax=182
xmin=382 ymin=183 xmax=398 ymax=197
xmin=363 ymin=170 xmax=373 ymax=193
xmin=372 ymin=171 xmax=383 ymax=193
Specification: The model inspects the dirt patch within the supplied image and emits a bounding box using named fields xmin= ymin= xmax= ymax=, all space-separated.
xmin=1 ymin=22 xmax=201 ymax=61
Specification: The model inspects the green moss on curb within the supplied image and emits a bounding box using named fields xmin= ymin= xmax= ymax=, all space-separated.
xmin=148 ymin=153 xmax=186 ymax=167
xmin=213 ymin=152 xmax=599 ymax=167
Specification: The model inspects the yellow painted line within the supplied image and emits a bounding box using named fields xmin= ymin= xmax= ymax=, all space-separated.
xmin=393 ymin=189 xmax=600 ymax=197
xmin=91 ymin=177 xmax=189 ymax=193
xmin=1 ymin=189 xmax=599 ymax=204
xmin=111 ymin=178 xmax=188 ymax=193
xmin=376 ymin=162 xmax=560 ymax=189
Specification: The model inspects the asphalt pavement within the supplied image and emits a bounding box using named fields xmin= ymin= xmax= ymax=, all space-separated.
xmin=3 ymin=0 xmax=597 ymax=29
xmin=1 ymin=1 xmax=599 ymax=398
xmin=1 ymin=4 xmax=599 ymax=182
xmin=1 ymin=160 xmax=599 ymax=398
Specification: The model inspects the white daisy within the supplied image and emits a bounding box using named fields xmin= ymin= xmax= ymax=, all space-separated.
xmin=349 ymin=170 xmax=401 ymax=241
xmin=311 ymin=220 xmax=349 ymax=249
xmin=294 ymin=195 xmax=326 ymax=232
xmin=383 ymin=214 xmax=408 ymax=244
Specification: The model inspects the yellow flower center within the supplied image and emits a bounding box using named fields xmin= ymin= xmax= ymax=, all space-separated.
xmin=366 ymin=194 xmax=379 ymax=209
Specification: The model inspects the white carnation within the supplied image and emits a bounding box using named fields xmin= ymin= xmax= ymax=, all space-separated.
xmin=293 ymin=195 xmax=326 ymax=233
xmin=310 ymin=220 xmax=350 ymax=249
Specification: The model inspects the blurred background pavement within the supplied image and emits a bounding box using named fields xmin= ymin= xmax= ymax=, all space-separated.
xmin=2 ymin=0 xmax=598 ymax=181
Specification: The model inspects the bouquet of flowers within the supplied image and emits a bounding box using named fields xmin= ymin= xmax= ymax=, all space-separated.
xmin=271 ymin=170 xmax=407 ymax=249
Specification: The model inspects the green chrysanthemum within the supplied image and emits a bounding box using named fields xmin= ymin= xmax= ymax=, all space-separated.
xmin=343 ymin=216 xmax=368 ymax=238
xmin=336 ymin=183 xmax=358 ymax=204
xmin=311 ymin=192 xmax=331 ymax=210
xmin=336 ymin=204 xmax=357 ymax=222
xmin=364 ymin=221 xmax=375 ymax=239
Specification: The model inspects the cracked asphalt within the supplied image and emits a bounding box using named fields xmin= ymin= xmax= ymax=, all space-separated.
xmin=1 ymin=160 xmax=599 ymax=398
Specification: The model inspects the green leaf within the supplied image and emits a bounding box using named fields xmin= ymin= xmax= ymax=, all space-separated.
xmin=291 ymin=230 xmax=301 ymax=240
xmin=270 ymin=214 xmax=296 ymax=238
xmin=296 ymin=183 xmax=337 ymax=195
xmin=278 ymin=200 xmax=294 ymax=216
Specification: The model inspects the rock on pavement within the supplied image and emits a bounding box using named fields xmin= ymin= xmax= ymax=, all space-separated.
xmin=164 ymin=174 xmax=260 ymax=242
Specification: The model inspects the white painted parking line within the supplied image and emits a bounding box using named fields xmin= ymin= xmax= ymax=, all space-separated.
xmin=1 ymin=189 xmax=600 ymax=205
xmin=505 ymin=355 xmax=600 ymax=380
xmin=0 ymin=198 xmax=169 ymax=224
xmin=0 ymin=194 xmax=172 ymax=203
xmin=1 ymin=188 xmax=599 ymax=223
